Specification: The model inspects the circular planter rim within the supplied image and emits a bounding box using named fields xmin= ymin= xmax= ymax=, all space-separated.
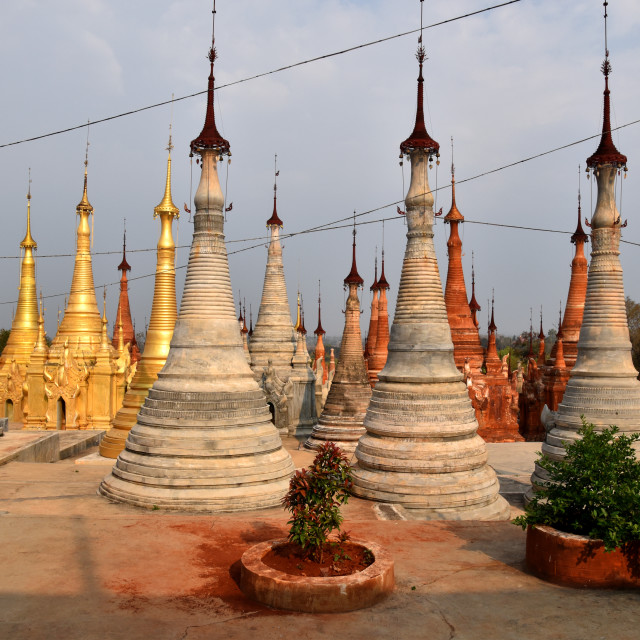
xmin=241 ymin=538 xmax=391 ymax=583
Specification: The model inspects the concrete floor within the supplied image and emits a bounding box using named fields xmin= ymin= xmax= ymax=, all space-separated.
xmin=0 ymin=439 xmax=638 ymax=640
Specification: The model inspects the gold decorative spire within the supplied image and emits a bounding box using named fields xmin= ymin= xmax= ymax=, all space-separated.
xmin=21 ymin=170 xmax=37 ymax=250
xmin=52 ymin=148 xmax=102 ymax=348
xmin=0 ymin=171 xmax=40 ymax=367
xmin=100 ymin=129 xmax=179 ymax=458
xmin=154 ymin=128 xmax=180 ymax=219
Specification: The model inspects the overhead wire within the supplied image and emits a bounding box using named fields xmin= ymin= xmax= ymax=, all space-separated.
xmin=0 ymin=1 xmax=521 ymax=150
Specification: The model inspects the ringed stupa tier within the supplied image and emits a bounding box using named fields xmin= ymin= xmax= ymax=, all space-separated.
xmin=111 ymin=230 xmax=140 ymax=363
xmin=0 ymin=182 xmax=39 ymax=422
xmin=99 ymin=137 xmax=179 ymax=458
xmin=351 ymin=28 xmax=508 ymax=520
xmin=249 ymin=164 xmax=317 ymax=436
xmin=306 ymin=222 xmax=371 ymax=453
xmin=22 ymin=159 xmax=127 ymax=430
xmin=100 ymin=14 xmax=294 ymax=510
xmin=443 ymin=153 xmax=484 ymax=373
xmin=533 ymin=5 xmax=640 ymax=489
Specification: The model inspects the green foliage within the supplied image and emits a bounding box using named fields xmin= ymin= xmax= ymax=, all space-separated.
xmin=0 ymin=329 xmax=10 ymax=355
xmin=282 ymin=442 xmax=353 ymax=561
xmin=514 ymin=419 xmax=640 ymax=551
xmin=626 ymin=296 xmax=640 ymax=371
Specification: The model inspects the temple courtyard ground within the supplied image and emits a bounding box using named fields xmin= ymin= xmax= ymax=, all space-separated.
xmin=0 ymin=434 xmax=638 ymax=640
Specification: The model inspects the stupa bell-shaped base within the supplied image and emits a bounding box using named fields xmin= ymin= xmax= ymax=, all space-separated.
xmin=352 ymin=381 xmax=510 ymax=520
xmin=305 ymin=383 xmax=369 ymax=454
xmin=99 ymin=388 xmax=293 ymax=511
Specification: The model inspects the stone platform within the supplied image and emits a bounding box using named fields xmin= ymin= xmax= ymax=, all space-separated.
xmin=1 ymin=441 xmax=638 ymax=640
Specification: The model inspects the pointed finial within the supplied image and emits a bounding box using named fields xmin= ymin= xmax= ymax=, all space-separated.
xmin=539 ymin=306 xmax=545 ymax=340
xmin=315 ymin=280 xmax=326 ymax=337
xmin=400 ymin=0 xmax=439 ymax=157
xmin=155 ymin=122 xmax=180 ymax=219
xmin=267 ymin=154 xmax=283 ymax=227
xmin=469 ymin=250 xmax=481 ymax=318
xmin=102 ymin=287 xmax=107 ymax=323
xmin=78 ymin=124 xmax=93 ymax=212
xmin=371 ymin=249 xmax=379 ymax=291
xmin=21 ymin=168 xmax=37 ymax=249
xmin=249 ymin=303 xmax=253 ymax=337
xmin=344 ymin=210 xmax=364 ymax=287
xmin=558 ymin=300 xmax=564 ymax=339
xmin=190 ymin=0 xmax=230 ymax=155
xmin=572 ymin=165 xmax=589 ymax=244
xmin=238 ymin=291 xmax=243 ymax=322
xmin=488 ymin=290 xmax=497 ymax=333
xmin=587 ymin=1 xmax=626 ymax=169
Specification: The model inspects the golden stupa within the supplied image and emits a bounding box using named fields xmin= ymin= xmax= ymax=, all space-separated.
xmin=23 ymin=156 xmax=132 ymax=430
xmin=0 ymin=181 xmax=40 ymax=422
xmin=99 ymin=135 xmax=179 ymax=457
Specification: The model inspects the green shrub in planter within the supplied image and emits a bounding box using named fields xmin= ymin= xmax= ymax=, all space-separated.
xmin=515 ymin=419 xmax=640 ymax=551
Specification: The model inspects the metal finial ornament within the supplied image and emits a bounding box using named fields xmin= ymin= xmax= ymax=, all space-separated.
xmin=209 ymin=0 xmax=217 ymax=63
xmin=450 ymin=136 xmax=455 ymax=179
xmin=85 ymin=120 xmax=90 ymax=170
xmin=274 ymin=153 xmax=279 ymax=194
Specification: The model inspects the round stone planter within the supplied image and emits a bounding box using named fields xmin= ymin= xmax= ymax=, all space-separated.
xmin=526 ymin=525 xmax=640 ymax=588
xmin=239 ymin=538 xmax=394 ymax=612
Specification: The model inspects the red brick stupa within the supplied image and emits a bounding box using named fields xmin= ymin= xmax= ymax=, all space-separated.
xmin=475 ymin=297 xmax=522 ymax=442
xmin=443 ymin=148 xmax=484 ymax=373
xmin=112 ymin=230 xmax=140 ymax=363
xmin=367 ymin=246 xmax=390 ymax=387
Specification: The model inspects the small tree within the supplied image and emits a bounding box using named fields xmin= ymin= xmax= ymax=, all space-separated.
xmin=282 ymin=442 xmax=352 ymax=562
xmin=515 ymin=420 xmax=640 ymax=551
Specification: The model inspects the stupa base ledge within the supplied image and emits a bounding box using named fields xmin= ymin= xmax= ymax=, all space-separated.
xmin=98 ymin=479 xmax=291 ymax=513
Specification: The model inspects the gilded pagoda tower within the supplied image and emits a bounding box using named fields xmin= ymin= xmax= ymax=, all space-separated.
xmin=249 ymin=167 xmax=317 ymax=436
xmin=100 ymin=12 xmax=294 ymax=510
xmin=443 ymin=153 xmax=484 ymax=373
xmin=111 ymin=231 xmax=140 ymax=363
xmin=532 ymin=5 xmax=640 ymax=490
xmin=351 ymin=21 xmax=508 ymax=520
xmin=99 ymin=136 xmax=179 ymax=458
xmin=0 ymin=183 xmax=40 ymax=422
xmin=23 ymin=159 xmax=126 ymax=430
xmin=306 ymin=222 xmax=371 ymax=453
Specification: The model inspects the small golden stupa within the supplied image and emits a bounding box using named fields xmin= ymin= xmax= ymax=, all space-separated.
xmin=23 ymin=153 xmax=131 ymax=430
xmin=0 ymin=177 xmax=40 ymax=422
xmin=99 ymin=133 xmax=179 ymax=457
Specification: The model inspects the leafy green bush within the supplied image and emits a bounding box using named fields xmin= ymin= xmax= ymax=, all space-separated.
xmin=514 ymin=419 xmax=640 ymax=551
xmin=282 ymin=442 xmax=352 ymax=562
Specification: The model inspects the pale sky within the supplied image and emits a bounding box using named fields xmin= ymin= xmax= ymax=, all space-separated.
xmin=1 ymin=0 xmax=640 ymax=342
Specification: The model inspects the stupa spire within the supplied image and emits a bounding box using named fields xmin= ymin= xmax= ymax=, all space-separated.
xmin=444 ymin=140 xmax=483 ymax=373
xmin=101 ymin=5 xmax=294 ymax=508
xmin=532 ymin=2 xmax=640 ymax=494
xmin=365 ymin=251 xmax=380 ymax=384
xmin=344 ymin=212 xmax=364 ymax=287
xmin=100 ymin=128 xmax=180 ymax=458
xmin=0 ymin=171 xmax=40 ymax=370
xmin=306 ymin=227 xmax=371 ymax=452
xmin=369 ymin=225 xmax=390 ymax=386
xmin=314 ymin=282 xmax=325 ymax=337
xmin=266 ymin=154 xmax=283 ymax=227
xmin=112 ymin=223 xmax=139 ymax=361
xmin=250 ymin=166 xmax=316 ymax=433
xmin=352 ymin=1 xmax=508 ymax=521
xmin=586 ymin=3 xmax=627 ymax=171
xmin=469 ymin=252 xmax=481 ymax=329
xmin=51 ymin=143 xmax=102 ymax=348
